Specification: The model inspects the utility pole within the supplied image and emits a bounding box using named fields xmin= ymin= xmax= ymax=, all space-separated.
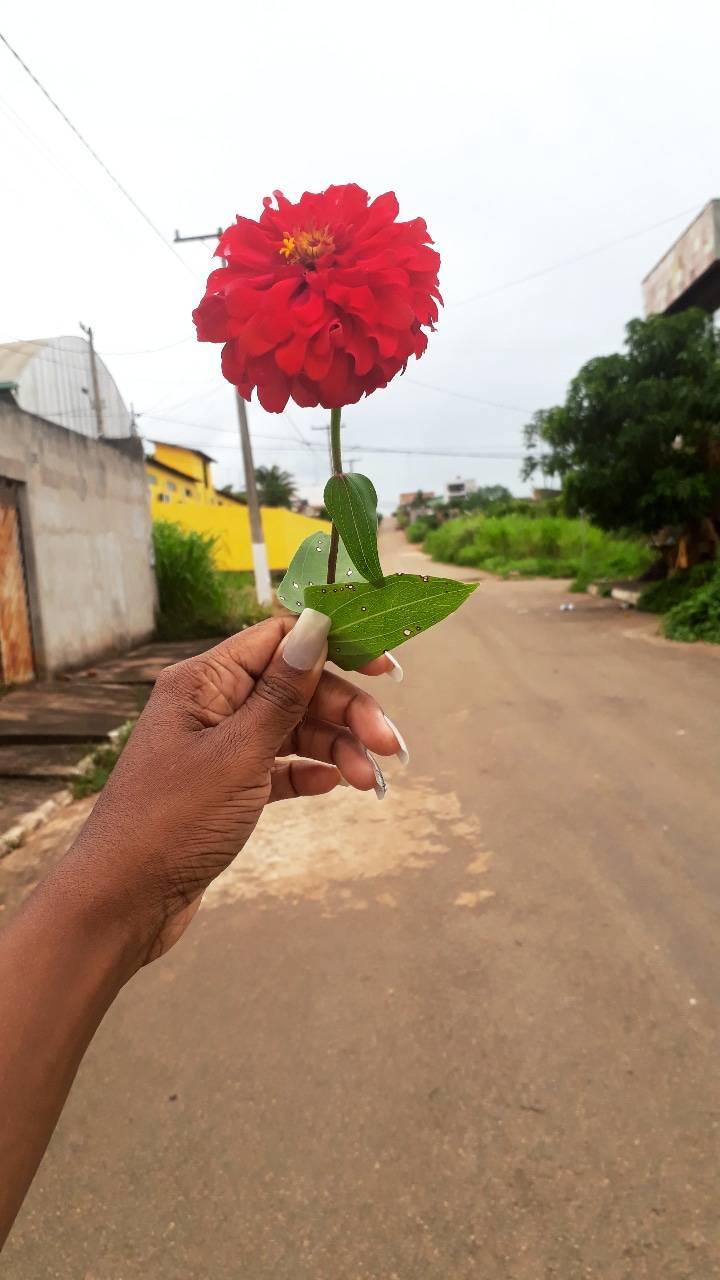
xmin=173 ymin=228 xmax=272 ymax=605
xmin=79 ymin=322 xmax=104 ymax=438
xmin=311 ymin=418 xmax=347 ymax=473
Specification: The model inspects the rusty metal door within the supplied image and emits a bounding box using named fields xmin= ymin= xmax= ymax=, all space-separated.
xmin=0 ymin=481 xmax=34 ymax=684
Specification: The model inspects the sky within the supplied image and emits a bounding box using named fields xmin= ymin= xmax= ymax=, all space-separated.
xmin=1 ymin=0 xmax=718 ymax=510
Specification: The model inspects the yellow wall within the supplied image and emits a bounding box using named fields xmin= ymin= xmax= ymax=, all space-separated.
xmin=147 ymin=443 xmax=331 ymax=570
xmin=152 ymin=501 xmax=331 ymax=572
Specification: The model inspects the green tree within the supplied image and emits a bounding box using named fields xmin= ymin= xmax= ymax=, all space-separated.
xmin=220 ymin=484 xmax=247 ymax=504
xmin=255 ymin=465 xmax=296 ymax=508
xmin=524 ymin=309 xmax=720 ymax=565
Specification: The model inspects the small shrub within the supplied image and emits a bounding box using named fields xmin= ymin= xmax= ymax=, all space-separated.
xmin=406 ymin=516 xmax=438 ymax=543
xmin=638 ymin=564 xmax=715 ymax=614
xmin=153 ymin=521 xmax=269 ymax=639
xmin=663 ymin=567 xmax=720 ymax=644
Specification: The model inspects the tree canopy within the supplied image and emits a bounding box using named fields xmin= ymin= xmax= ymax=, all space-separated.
xmin=255 ymin=465 xmax=296 ymax=508
xmin=524 ymin=309 xmax=720 ymax=536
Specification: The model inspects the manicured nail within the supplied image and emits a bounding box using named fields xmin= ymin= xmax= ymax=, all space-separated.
xmin=282 ymin=609 xmax=331 ymax=671
xmin=365 ymin=749 xmax=387 ymax=800
xmin=382 ymin=714 xmax=410 ymax=766
xmin=385 ymin=652 xmax=404 ymax=683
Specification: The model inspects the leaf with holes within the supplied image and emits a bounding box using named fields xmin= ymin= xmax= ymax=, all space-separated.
xmin=276 ymin=532 xmax=367 ymax=613
xmin=323 ymin=473 xmax=383 ymax=585
xmin=304 ymin=573 xmax=477 ymax=669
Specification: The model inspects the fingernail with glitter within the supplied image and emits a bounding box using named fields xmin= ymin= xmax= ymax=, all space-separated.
xmin=365 ymin=749 xmax=387 ymax=800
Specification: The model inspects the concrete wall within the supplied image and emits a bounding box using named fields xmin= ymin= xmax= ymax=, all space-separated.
xmin=0 ymin=394 xmax=155 ymax=675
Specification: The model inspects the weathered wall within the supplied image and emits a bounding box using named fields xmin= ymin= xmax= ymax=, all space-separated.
xmin=0 ymin=395 xmax=155 ymax=675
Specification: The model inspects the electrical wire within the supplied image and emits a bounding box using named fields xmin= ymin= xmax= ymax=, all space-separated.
xmin=453 ymin=202 xmax=703 ymax=307
xmin=406 ymin=378 xmax=530 ymax=414
xmin=347 ymin=444 xmax=524 ymax=459
xmin=99 ymin=337 xmax=194 ymax=356
xmin=0 ymin=30 xmax=195 ymax=278
xmin=282 ymin=406 xmax=312 ymax=446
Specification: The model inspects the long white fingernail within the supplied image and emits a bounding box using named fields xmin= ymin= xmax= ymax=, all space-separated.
xmin=385 ymin=652 xmax=404 ymax=683
xmin=365 ymin=749 xmax=387 ymax=800
xmin=282 ymin=609 xmax=331 ymax=671
xmin=382 ymin=714 xmax=410 ymax=766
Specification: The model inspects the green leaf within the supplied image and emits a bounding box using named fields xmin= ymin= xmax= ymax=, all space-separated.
xmin=323 ymin=473 xmax=383 ymax=585
xmin=276 ymin=532 xmax=367 ymax=614
xmin=304 ymin=573 xmax=478 ymax=669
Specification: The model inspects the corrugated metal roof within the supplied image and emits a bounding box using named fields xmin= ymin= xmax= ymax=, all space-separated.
xmin=0 ymin=336 xmax=132 ymax=438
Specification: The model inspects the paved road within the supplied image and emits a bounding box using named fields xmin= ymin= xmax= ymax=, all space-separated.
xmin=4 ymin=528 xmax=720 ymax=1278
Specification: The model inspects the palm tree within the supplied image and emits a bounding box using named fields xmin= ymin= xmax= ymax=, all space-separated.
xmin=255 ymin=465 xmax=296 ymax=509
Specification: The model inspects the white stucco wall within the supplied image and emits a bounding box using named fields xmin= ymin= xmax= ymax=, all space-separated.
xmin=0 ymin=396 xmax=155 ymax=675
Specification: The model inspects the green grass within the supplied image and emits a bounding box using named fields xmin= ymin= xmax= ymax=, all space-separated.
xmin=637 ymin=564 xmax=715 ymax=614
xmin=72 ymin=721 xmax=135 ymax=799
xmin=406 ymin=517 xmax=439 ymax=543
xmin=662 ymin=564 xmax=720 ymax=643
xmin=153 ymin=522 xmax=270 ymax=640
xmin=424 ymin=514 xmax=652 ymax=589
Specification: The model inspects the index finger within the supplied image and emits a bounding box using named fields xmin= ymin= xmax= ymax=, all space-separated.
xmin=355 ymin=652 xmax=404 ymax=682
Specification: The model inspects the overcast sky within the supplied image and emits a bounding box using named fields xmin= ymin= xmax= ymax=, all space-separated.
xmin=1 ymin=0 xmax=718 ymax=508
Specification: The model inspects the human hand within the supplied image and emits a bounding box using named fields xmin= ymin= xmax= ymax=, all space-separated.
xmin=64 ymin=611 xmax=407 ymax=969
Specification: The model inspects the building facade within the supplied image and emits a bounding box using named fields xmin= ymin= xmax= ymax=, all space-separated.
xmin=146 ymin=441 xmax=331 ymax=571
xmin=0 ymin=391 xmax=155 ymax=681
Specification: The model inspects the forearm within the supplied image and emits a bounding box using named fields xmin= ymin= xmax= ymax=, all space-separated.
xmin=0 ymin=859 xmax=142 ymax=1246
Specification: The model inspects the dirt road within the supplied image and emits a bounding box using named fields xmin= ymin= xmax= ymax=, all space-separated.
xmin=4 ymin=527 xmax=720 ymax=1278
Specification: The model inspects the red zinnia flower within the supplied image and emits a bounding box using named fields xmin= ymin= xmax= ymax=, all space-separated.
xmin=192 ymin=184 xmax=441 ymax=413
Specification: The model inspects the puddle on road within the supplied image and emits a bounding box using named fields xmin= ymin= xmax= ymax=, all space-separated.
xmin=203 ymin=777 xmax=482 ymax=913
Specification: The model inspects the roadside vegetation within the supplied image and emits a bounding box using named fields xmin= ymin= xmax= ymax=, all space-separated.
xmin=72 ymin=720 xmax=135 ymax=799
xmin=423 ymin=513 xmax=652 ymax=591
xmin=153 ymin=521 xmax=269 ymax=641
xmin=638 ymin=563 xmax=720 ymax=644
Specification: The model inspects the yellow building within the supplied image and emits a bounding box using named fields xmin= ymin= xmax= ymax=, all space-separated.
xmin=146 ymin=441 xmax=330 ymax=571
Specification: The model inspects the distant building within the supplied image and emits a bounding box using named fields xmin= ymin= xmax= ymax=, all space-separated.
xmin=643 ymin=199 xmax=720 ymax=316
xmin=146 ymin=441 xmax=330 ymax=572
xmin=532 ymin=486 xmax=561 ymax=502
xmin=398 ymin=490 xmax=436 ymax=509
xmin=0 ymin=336 xmax=133 ymax=439
xmin=445 ymin=477 xmax=477 ymax=502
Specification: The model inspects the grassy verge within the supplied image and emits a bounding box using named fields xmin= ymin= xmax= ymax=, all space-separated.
xmin=661 ymin=565 xmax=720 ymax=645
xmin=423 ymin=514 xmax=652 ymax=589
xmin=153 ymin=522 xmax=270 ymax=640
xmin=72 ymin=721 xmax=135 ymax=799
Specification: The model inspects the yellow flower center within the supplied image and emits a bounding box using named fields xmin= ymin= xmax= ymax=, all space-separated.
xmin=278 ymin=226 xmax=335 ymax=265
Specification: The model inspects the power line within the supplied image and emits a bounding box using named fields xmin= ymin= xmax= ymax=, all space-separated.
xmin=406 ymin=378 xmax=530 ymax=414
xmin=99 ymin=337 xmax=194 ymax=356
xmin=348 ymin=444 xmax=524 ymax=459
xmin=453 ymin=202 xmax=702 ymax=307
xmin=282 ymin=406 xmax=312 ymax=446
xmin=0 ymin=31 xmax=194 ymax=277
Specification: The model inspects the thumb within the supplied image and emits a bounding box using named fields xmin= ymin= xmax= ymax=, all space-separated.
xmin=239 ymin=608 xmax=331 ymax=756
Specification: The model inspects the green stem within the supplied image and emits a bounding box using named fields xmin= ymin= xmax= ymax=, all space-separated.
xmin=327 ymin=408 xmax=343 ymax=584
xmin=329 ymin=406 xmax=343 ymax=475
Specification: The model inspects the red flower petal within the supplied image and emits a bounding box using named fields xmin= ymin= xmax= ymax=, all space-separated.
xmin=194 ymin=184 xmax=440 ymax=412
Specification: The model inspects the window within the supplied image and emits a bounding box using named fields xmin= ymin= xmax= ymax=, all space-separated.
xmin=148 ymin=475 xmax=157 ymax=486
xmin=157 ymin=493 xmax=170 ymax=504
xmin=184 ymin=487 xmax=193 ymax=498
xmin=167 ymin=481 xmax=177 ymax=492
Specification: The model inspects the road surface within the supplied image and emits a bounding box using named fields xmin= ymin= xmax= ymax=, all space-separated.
xmin=4 ymin=526 xmax=720 ymax=1278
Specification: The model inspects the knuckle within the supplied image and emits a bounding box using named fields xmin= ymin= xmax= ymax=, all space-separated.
xmin=254 ymin=672 xmax=307 ymax=722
